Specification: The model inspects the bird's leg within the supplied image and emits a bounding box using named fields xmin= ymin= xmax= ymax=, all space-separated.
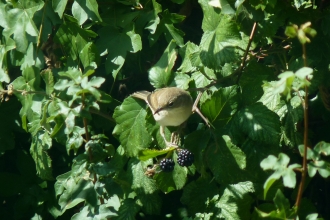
xmin=160 ymin=126 xmax=179 ymax=148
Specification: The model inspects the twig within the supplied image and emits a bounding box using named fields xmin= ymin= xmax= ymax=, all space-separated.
xmin=236 ymin=22 xmax=258 ymax=84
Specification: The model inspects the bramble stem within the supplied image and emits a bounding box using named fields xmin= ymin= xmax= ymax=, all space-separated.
xmin=295 ymin=43 xmax=309 ymax=211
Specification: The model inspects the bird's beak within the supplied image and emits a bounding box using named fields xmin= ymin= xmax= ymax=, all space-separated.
xmin=154 ymin=107 xmax=163 ymax=115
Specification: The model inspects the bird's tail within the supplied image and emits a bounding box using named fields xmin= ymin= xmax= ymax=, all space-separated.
xmin=131 ymin=91 xmax=151 ymax=101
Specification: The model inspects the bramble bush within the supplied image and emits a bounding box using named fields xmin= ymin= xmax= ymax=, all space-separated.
xmin=1 ymin=0 xmax=330 ymax=219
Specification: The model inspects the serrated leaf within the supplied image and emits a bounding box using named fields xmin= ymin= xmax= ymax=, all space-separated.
xmin=207 ymin=135 xmax=248 ymax=184
xmin=198 ymin=2 xmax=241 ymax=70
xmin=30 ymin=131 xmax=53 ymax=180
xmin=149 ymin=40 xmax=177 ymax=88
xmin=115 ymin=198 xmax=140 ymax=220
xmin=201 ymin=85 xmax=239 ymax=128
xmin=129 ymin=159 xmax=158 ymax=194
xmin=216 ymin=182 xmax=255 ymax=219
xmin=177 ymin=42 xmax=199 ymax=73
xmin=113 ymin=98 xmax=152 ymax=157
xmin=230 ymin=102 xmax=280 ymax=145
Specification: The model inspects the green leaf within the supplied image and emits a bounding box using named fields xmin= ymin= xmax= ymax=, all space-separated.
xmin=58 ymin=178 xmax=97 ymax=211
xmin=207 ymin=135 xmax=248 ymax=184
xmin=52 ymin=0 xmax=68 ymax=18
xmin=1 ymin=0 xmax=44 ymax=52
xmin=201 ymin=85 xmax=239 ymax=128
xmin=138 ymin=147 xmax=176 ymax=161
xmin=181 ymin=177 xmax=219 ymax=214
xmin=198 ymin=1 xmax=241 ymax=70
xmin=173 ymin=72 xmax=191 ymax=89
xmin=40 ymin=69 xmax=55 ymax=95
xmin=72 ymin=0 xmax=102 ymax=25
xmin=240 ymin=61 xmax=272 ymax=105
xmin=256 ymin=189 xmax=297 ymax=219
xmin=155 ymin=153 xmax=188 ymax=193
xmin=215 ymin=181 xmax=255 ymax=219
xmin=229 ymin=102 xmax=281 ymax=145
xmin=294 ymin=67 xmax=313 ymax=88
xmin=148 ymin=40 xmax=177 ymax=88
xmin=113 ymin=97 xmax=152 ymax=157
xmin=129 ymin=159 xmax=158 ymax=194
xmin=0 ymin=38 xmax=16 ymax=82
xmin=260 ymin=153 xmax=301 ymax=198
xmin=177 ymin=42 xmax=199 ymax=73
xmin=115 ymin=198 xmax=140 ymax=220
xmin=30 ymin=131 xmax=53 ymax=180
xmin=79 ymin=42 xmax=100 ymax=69
xmin=96 ymin=25 xmax=141 ymax=78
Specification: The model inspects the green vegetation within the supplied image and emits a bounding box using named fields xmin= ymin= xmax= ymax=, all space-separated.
xmin=1 ymin=0 xmax=330 ymax=219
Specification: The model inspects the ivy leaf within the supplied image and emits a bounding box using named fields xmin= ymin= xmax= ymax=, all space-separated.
xmin=149 ymin=40 xmax=177 ymax=88
xmin=260 ymin=153 xmax=301 ymax=198
xmin=72 ymin=0 xmax=102 ymax=25
xmin=113 ymin=98 xmax=152 ymax=157
xmin=0 ymin=1 xmax=44 ymax=52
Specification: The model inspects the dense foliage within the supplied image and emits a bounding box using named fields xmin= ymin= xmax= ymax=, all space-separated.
xmin=1 ymin=0 xmax=330 ymax=219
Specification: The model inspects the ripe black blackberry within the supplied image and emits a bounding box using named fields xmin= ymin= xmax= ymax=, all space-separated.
xmin=177 ymin=149 xmax=194 ymax=167
xmin=159 ymin=158 xmax=175 ymax=172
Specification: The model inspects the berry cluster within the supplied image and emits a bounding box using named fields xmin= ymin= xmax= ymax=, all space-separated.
xmin=159 ymin=158 xmax=175 ymax=172
xmin=177 ymin=149 xmax=194 ymax=167
xmin=159 ymin=149 xmax=194 ymax=172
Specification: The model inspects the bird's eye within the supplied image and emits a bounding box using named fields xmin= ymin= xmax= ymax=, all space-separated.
xmin=168 ymin=101 xmax=174 ymax=107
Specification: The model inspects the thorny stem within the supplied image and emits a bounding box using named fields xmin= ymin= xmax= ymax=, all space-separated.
xmin=295 ymin=43 xmax=309 ymax=212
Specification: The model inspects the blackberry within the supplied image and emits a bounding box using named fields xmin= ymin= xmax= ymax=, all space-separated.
xmin=159 ymin=158 xmax=175 ymax=172
xmin=177 ymin=149 xmax=194 ymax=167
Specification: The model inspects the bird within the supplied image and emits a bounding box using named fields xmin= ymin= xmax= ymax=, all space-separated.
xmin=131 ymin=87 xmax=193 ymax=146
